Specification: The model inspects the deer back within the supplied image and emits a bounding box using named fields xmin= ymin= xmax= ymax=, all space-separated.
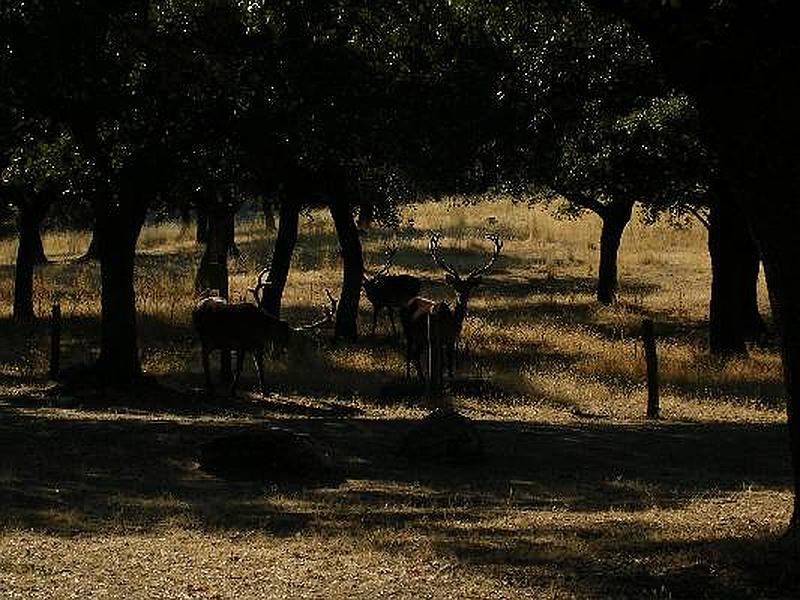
xmin=193 ymin=297 xmax=290 ymax=353
xmin=363 ymin=274 xmax=422 ymax=309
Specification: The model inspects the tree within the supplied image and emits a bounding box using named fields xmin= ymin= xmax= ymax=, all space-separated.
xmin=1 ymin=121 xmax=87 ymax=321
xmin=583 ymin=0 xmax=800 ymax=530
xmin=4 ymin=1 xmax=179 ymax=382
xmin=552 ymin=94 xmax=709 ymax=304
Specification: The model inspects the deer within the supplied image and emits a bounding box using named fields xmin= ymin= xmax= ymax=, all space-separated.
xmin=362 ymin=246 xmax=421 ymax=336
xmin=400 ymin=233 xmax=503 ymax=384
xmin=193 ymin=272 xmax=336 ymax=397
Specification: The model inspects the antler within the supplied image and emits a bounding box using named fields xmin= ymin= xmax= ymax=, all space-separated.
xmin=429 ymin=233 xmax=504 ymax=282
xmin=465 ymin=234 xmax=504 ymax=281
xmin=248 ymin=266 xmax=271 ymax=306
xmin=429 ymin=233 xmax=461 ymax=279
xmin=364 ymin=246 xmax=399 ymax=282
xmin=293 ymin=289 xmax=338 ymax=332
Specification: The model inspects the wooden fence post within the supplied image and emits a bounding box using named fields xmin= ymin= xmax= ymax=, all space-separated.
xmin=49 ymin=301 xmax=61 ymax=379
xmin=642 ymin=318 xmax=659 ymax=419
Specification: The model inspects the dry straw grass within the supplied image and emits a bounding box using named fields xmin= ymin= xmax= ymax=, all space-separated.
xmin=0 ymin=198 xmax=794 ymax=598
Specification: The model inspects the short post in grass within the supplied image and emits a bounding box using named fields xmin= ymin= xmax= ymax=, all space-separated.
xmin=49 ymin=301 xmax=61 ymax=379
xmin=642 ymin=318 xmax=659 ymax=419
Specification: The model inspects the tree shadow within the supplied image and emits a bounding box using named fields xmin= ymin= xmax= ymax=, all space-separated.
xmin=0 ymin=399 xmax=790 ymax=526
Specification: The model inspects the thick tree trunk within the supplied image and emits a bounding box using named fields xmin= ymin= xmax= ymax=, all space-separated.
xmin=30 ymin=225 xmax=48 ymax=265
xmin=94 ymin=207 xmax=147 ymax=383
xmin=596 ymin=199 xmax=634 ymax=305
xmin=13 ymin=202 xmax=47 ymax=321
xmin=329 ymin=198 xmax=363 ymax=341
xmin=80 ymin=227 xmax=99 ymax=261
xmin=260 ymin=199 xmax=300 ymax=317
xmin=196 ymin=204 xmax=209 ymax=245
xmin=708 ymin=197 xmax=765 ymax=355
xmin=750 ymin=217 xmax=800 ymax=528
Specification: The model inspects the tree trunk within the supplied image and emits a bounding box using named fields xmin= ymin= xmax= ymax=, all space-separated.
xmin=330 ymin=197 xmax=363 ymax=341
xmin=262 ymin=196 xmax=276 ymax=232
xmin=708 ymin=196 xmax=765 ymax=355
xmin=750 ymin=217 xmax=800 ymax=528
xmin=12 ymin=199 xmax=48 ymax=322
xmin=80 ymin=227 xmax=99 ymax=261
xmin=260 ymin=199 xmax=300 ymax=317
xmin=30 ymin=224 xmax=48 ymax=265
xmin=194 ymin=200 xmax=234 ymax=383
xmin=596 ymin=199 xmax=634 ymax=305
xmin=195 ymin=203 xmax=234 ymax=297
xmin=196 ymin=204 xmax=209 ymax=245
xmin=94 ymin=207 xmax=147 ymax=383
xmin=357 ymin=200 xmax=374 ymax=231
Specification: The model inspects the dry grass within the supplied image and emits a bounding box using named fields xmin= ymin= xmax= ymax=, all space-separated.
xmin=0 ymin=198 xmax=796 ymax=599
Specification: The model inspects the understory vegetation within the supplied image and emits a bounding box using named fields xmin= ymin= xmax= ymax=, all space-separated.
xmin=0 ymin=199 xmax=794 ymax=599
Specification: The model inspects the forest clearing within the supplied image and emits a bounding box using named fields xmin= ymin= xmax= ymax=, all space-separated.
xmin=0 ymin=199 xmax=795 ymax=599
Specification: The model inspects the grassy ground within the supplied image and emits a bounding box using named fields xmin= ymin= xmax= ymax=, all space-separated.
xmin=0 ymin=198 xmax=797 ymax=598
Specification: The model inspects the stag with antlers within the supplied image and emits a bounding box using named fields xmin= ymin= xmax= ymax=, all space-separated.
xmin=362 ymin=246 xmax=421 ymax=336
xmin=400 ymin=233 xmax=503 ymax=384
xmin=193 ymin=272 xmax=336 ymax=397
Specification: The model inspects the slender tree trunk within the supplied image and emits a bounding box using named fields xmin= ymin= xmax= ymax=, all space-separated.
xmin=357 ymin=200 xmax=374 ymax=231
xmin=262 ymin=196 xmax=276 ymax=232
xmin=708 ymin=196 xmax=765 ymax=355
xmin=195 ymin=203 xmax=234 ymax=296
xmin=260 ymin=199 xmax=300 ymax=317
xmin=330 ymin=197 xmax=363 ymax=341
xmin=13 ymin=201 xmax=47 ymax=321
xmin=596 ymin=199 xmax=634 ymax=305
xmin=195 ymin=200 xmax=234 ymax=383
xmin=95 ymin=206 xmax=147 ymax=383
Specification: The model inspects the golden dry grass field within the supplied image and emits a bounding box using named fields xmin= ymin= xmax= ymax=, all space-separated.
xmin=0 ymin=198 xmax=797 ymax=598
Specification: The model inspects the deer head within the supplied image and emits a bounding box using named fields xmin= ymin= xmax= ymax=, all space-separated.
xmin=429 ymin=233 xmax=503 ymax=310
xmin=293 ymin=290 xmax=338 ymax=332
xmin=248 ymin=266 xmax=271 ymax=309
xmin=363 ymin=246 xmax=398 ymax=286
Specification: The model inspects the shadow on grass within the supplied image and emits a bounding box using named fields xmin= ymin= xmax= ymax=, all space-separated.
xmin=0 ymin=386 xmax=795 ymax=596
xmin=0 ymin=399 xmax=790 ymax=526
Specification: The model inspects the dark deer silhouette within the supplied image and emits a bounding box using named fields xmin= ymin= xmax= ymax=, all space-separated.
xmin=401 ymin=233 xmax=503 ymax=383
xmin=362 ymin=247 xmax=421 ymax=335
xmin=193 ymin=274 xmax=335 ymax=396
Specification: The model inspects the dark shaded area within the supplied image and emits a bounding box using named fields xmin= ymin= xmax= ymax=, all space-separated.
xmin=199 ymin=428 xmax=339 ymax=483
xmin=0 ymin=395 xmax=795 ymax=597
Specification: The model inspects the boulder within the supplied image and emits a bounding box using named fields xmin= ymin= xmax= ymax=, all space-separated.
xmin=199 ymin=428 xmax=336 ymax=483
xmin=399 ymin=408 xmax=484 ymax=464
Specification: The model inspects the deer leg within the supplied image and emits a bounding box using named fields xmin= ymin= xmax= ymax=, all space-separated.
xmin=388 ymin=309 xmax=397 ymax=336
xmin=201 ymin=345 xmax=214 ymax=395
xmin=414 ymin=346 xmax=425 ymax=382
xmin=230 ymin=349 xmax=245 ymax=397
xmin=372 ymin=306 xmax=379 ymax=335
xmin=253 ymin=349 xmax=267 ymax=396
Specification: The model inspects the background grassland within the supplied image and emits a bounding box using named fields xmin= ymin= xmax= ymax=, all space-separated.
xmin=0 ymin=198 xmax=795 ymax=599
